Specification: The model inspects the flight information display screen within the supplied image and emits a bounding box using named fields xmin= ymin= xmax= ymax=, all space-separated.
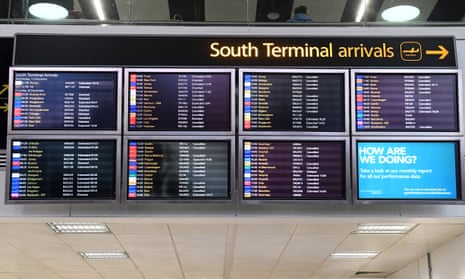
xmin=7 ymin=138 xmax=118 ymax=201
xmin=356 ymin=140 xmax=461 ymax=201
xmin=354 ymin=70 xmax=460 ymax=133
xmin=10 ymin=68 xmax=120 ymax=131
xmin=126 ymin=69 xmax=233 ymax=132
xmin=126 ymin=139 xmax=231 ymax=200
xmin=242 ymin=139 xmax=346 ymax=200
xmin=240 ymin=70 xmax=347 ymax=133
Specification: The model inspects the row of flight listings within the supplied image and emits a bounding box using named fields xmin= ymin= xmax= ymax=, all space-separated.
xmin=5 ymin=66 xmax=465 ymax=204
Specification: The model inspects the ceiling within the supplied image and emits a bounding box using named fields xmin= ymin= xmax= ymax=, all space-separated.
xmin=0 ymin=216 xmax=463 ymax=279
xmin=1 ymin=0 xmax=465 ymax=24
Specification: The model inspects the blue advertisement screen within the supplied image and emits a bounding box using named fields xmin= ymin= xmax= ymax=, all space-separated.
xmin=357 ymin=141 xmax=460 ymax=200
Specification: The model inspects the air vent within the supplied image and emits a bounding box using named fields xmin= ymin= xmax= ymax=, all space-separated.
xmin=352 ymin=271 xmax=391 ymax=278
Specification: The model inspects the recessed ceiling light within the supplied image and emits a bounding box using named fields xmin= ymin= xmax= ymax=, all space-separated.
xmin=79 ymin=251 xmax=129 ymax=259
xmin=267 ymin=12 xmax=280 ymax=20
xmin=353 ymin=223 xmax=417 ymax=234
xmin=47 ymin=222 xmax=111 ymax=233
xmin=28 ymin=2 xmax=69 ymax=20
xmin=381 ymin=5 xmax=420 ymax=22
xmin=330 ymin=251 xmax=379 ymax=259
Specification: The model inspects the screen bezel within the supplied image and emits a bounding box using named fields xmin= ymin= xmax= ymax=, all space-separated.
xmin=122 ymin=135 xmax=235 ymax=203
xmin=123 ymin=68 xmax=235 ymax=136
xmin=352 ymin=136 xmax=465 ymax=204
xmin=5 ymin=134 xmax=122 ymax=204
xmin=238 ymin=68 xmax=349 ymax=136
xmin=8 ymin=66 xmax=123 ymax=135
xmin=238 ymin=136 xmax=350 ymax=203
xmin=350 ymin=68 xmax=463 ymax=136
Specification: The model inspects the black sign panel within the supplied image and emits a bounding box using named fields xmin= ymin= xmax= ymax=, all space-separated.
xmin=13 ymin=35 xmax=456 ymax=67
xmin=0 ymin=37 xmax=14 ymax=149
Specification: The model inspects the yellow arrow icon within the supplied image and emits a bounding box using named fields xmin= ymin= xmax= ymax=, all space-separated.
xmin=0 ymin=84 xmax=8 ymax=96
xmin=425 ymin=45 xmax=449 ymax=60
xmin=0 ymin=102 xmax=7 ymax=112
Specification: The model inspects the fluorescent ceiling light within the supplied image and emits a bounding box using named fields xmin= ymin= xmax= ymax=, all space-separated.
xmin=79 ymin=251 xmax=129 ymax=259
xmin=93 ymin=0 xmax=106 ymax=21
xmin=330 ymin=251 xmax=379 ymax=259
xmin=47 ymin=222 xmax=111 ymax=233
xmin=28 ymin=2 xmax=69 ymax=20
xmin=355 ymin=0 xmax=369 ymax=22
xmin=381 ymin=5 xmax=420 ymax=22
xmin=354 ymin=223 xmax=416 ymax=234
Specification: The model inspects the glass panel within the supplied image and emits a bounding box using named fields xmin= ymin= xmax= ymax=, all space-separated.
xmin=1 ymin=0 xmax=464 ymax=26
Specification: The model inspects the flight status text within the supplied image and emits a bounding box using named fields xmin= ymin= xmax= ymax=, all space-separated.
xmin=127 ymin=140 xmax=230 ymax=199
xmin=356 ymin=73 xmax=458 ymax=131
xmin=9 ymin=140 xmax=116 ymax=200
xmin=13 ymin=72 xmax=118 ymax=130
xmin=128 ymin=72 xmax=231 ymax=131
xmin=243 ymin=73 xmax=345 ymax=132
xmin=243 ymin=141 xmax=345 ymax=200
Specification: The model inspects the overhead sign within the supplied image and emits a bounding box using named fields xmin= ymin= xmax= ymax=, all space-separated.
xmin=0 ymin=37 xmax=13 ymax=150
xmin=14 ymin=34 xmax=456 ymax=67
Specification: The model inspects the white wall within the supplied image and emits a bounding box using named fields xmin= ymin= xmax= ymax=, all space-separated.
xmin=388 ymin=232 xmax=465 ymax=279
xmin=431 ymin=232 xmax=465 ymax=279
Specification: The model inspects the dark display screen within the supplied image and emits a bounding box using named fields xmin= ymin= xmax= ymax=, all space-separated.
xmin=243 ymin=140 xmax=346 ymax=200
xmin=241 ymin=71 xmax=346 ymax=132
xmin=127 ymin=140 xmax=230 ymax=200
xmin=127 ymin=71 xmax=232 ymax=131
xmin=356 ymin=141 xmax=461 ymax=201
xmin=8 ymin=139 xmax=117 ymax=201
xmin=11 ymin=70 xmax=119 ymax=130
xmin=355 ymin=72 xmax=459 ymax=132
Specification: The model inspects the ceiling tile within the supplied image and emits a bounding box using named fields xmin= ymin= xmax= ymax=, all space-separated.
xmin=173 ymin=235 xmax=226 ymax=272
xmin=84 ymin=259 xmax=138 ymax=272
xmin=99 ymin=271 xmax=144 ymax=279
xmin=117 ymin=234 xmax=180 ymax=272
xmin=108 ymin=223 xmax=169 ymax=234
xmin=0 ymin=249 xmax=50 ymax=272
xmin=269 ymin=271 xmax=309 ymax=279
xmin=184 ymin=271 xmax=224 ymax=279
xmin=233 ymin=234 xmax=290 ymax=271
xmin=274 ymin=235 xmax=345 ymax=271
xmin=336 ymin=234 xmax=402 ymax=251
xmin=295 ymin=223 xmax=356 ymax=235
xmin=169 ymin=224 xmax=228 ymax=235
xmin=0 ymin=274 xmax=19 ymax=279
xmin=237 ymin=224 xmax=295 ymax=235
xmin=57 ymin=272 xmax=103 ymax=279
xmin=310 ymin=258 xmax=371 ymax=278
xmin=15 ymin=273 xmax=62 ymax=279
xmin=0 ymin=224 xmax=51 ymax=235
xmin=141 ymin=271 xmax=184 ymax=279
xmin=229 ymin=271 xmax=270 ymax=279
xmin=59 ymin=234 xmax=123 ymax=251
